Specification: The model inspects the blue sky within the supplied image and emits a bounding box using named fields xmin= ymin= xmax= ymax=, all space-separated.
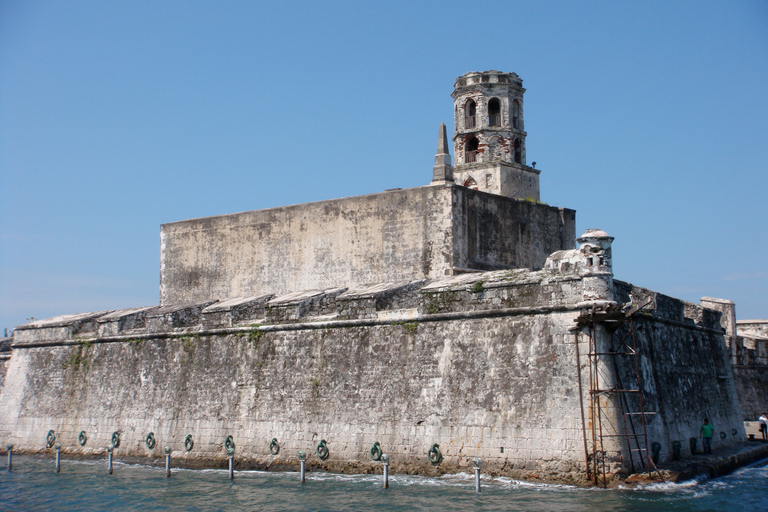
xmin=1 ymin=0 xmax=766 ymax=332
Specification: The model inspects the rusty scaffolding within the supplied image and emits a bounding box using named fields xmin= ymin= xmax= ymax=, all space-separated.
xmin=573 ymin=301 xmax=664 ymax=487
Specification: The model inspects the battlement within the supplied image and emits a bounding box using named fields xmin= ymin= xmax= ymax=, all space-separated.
xmin=12 ymin=268 xmax=725 ymax=347
xmin=453 ymin=70 xmax=523 ymax=90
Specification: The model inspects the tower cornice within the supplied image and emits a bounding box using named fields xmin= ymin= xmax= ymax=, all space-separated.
xmin=453 ymin=127 xmax=528 ymax=139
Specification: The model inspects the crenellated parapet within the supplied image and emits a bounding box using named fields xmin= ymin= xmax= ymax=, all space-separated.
xmin=11 ymin=264 xmax=726 ymax=347
xmin=12 ymin=268 xmax=583 ymax=346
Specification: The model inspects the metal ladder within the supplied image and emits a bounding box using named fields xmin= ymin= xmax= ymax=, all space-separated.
xmin=574 ymin=303 xmax=664 ymax=487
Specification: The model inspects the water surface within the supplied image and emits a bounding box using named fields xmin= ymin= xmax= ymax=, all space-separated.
xmin=1 ymin=455 xmax=766 ymax=511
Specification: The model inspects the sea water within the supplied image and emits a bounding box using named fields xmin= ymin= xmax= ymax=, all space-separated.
xmin=1 ymin=455 xmax=767 ymax=512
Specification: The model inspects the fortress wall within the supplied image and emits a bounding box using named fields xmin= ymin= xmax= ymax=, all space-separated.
xmin=0 ymin=314 xmax=586 ymax=479
xmin=160 ymin=186 xmax=455 ymax=305
xmin=0 ymin=271 xmax=742 ymax=482
xmin=732 ymin=367 xmax=768 ymax=420
xmin=1 ymin=273 xmax=591 ymax=482
xmin=732 ymin=321 xmax=768 ymax=419
xmin=159 ymin=185 xmax=576 ymax=306
xmin=737 ymin=320 xmax=768 ymax=337
xmin=451 ymin=187 xmax=575 ymax=272
xmin=611 ymin=282 xmax=745 ymax=461
xmin=160 ymin=186 xmax=456 ymax=305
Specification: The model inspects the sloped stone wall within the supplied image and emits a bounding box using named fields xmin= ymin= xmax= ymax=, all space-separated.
xmin=1 ymin=312 xmax=585 ymax=479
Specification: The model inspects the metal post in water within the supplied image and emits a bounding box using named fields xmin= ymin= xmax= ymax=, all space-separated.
xmin=472 ymin=458 xmax=482 ymax=493
xmin=381 ymin=453 xmax=390 ymax=489
xmin=227 ymin=446 xmax=235 ymax=480
xmin=107 ymin=446 xmax=113 ymax=475
xmin=6 ymin=445 xmax=12 ymax=471
xmin=55 ymin=444 xmax=61 ymax=473
xmin=165 ymin=446 xmax=171 ymax=477
xmin=298 ymin=450 xmax=306 ymax=484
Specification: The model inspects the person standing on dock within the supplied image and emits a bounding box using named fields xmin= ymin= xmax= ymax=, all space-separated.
xmin=700 ymin=419 xmax=714 ymax=454
xmin=759 ymin=413 xmax=768 ymax=440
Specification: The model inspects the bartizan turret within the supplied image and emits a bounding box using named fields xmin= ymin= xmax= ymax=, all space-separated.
xmin=545 ymin=229 xmax=615 ymax=303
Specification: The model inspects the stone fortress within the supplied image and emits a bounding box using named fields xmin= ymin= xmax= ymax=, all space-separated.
xmin=159 ymin=70 xmax=568 ymax=305
xmin=1 ymin=71 xmax=766 ymax=486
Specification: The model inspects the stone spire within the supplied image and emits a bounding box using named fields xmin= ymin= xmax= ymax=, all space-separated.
xmin=431 ymin=122 xmax=454 ymax=185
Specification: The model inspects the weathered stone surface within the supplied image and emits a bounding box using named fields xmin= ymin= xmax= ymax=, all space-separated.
xmin=160 ymin=185 xmax=575 ymax=305
xmin=732 ymin=366 xmax=768 ymax=420
xmin=609 ymin=282 xmax=745 ymax=464
xmin=201 ymin=295 xmax=274 ymax=329
xmin=97 ymin=306 xmax=159 ymax=337
xmin=730 ymin=319 xmax=768 ymax=419
xmin=691 ymin=304 xmax=768 ymax=421
xmin=0 ymin=336 xmax=10 ymax=395
xmin=14 ymin=311 xmax=114 ymax=346
xmin=146 ymin=301 xmax=218 ymax=332
xmin=0 ymin=279 xmax=587 ymax=480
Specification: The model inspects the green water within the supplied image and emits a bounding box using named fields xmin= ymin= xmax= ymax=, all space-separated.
xmin=1 ymin=455 xmax=767 ymax=511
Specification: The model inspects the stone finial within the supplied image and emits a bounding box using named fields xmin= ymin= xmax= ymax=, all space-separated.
xmin=431 ymin=123 xmax=454 ymax=185
xmin=437 ymin=122 xmax=450 ymax=155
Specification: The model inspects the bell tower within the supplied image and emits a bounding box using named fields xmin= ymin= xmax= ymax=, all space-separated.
xmin=451 ymin=70 xmax=540 ymax=200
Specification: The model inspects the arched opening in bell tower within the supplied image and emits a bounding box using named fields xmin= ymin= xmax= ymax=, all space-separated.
xmin=466 ymin=136 xmax=479 ymax=163
xmin=488 ymin=98 xmax=501 ymax=126
xmin=462 ymin=176 xmax=478 ymax=190
xmin=513 ymin=138 xmax=522 ymax=164
xmin=512 ymin=100 xmax=520 ymax=129
xmin=465 ymin=99 xmax=476 ymax=129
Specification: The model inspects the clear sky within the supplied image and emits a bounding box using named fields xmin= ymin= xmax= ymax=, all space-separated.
xmin=1 ymin=0 xmax=766 ymax=332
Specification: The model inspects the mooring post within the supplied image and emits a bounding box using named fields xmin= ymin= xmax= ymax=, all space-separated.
xmin=298 ymin=450 xmax=306 ymax=484
xmin=6 ymin=444 xmax=12 ymax=471
xmin=381 ymin=453 xmax=390 ymax=489
xmin=227 ymin=446 xmax=235 ymax=480
xmin=55 ymin=444 xmax=61 ymax=473
xmin=165 ymin=446 xmax=171 ymax=477
xmin=107 ymin=446 xmax=113 ymax=475
xmin=472 ymin=457 xmax=482 ymax=493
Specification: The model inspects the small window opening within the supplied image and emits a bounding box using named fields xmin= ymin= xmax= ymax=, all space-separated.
xmin=513 ymin=138 xmax=522 ymax=164
xmin=466 ymin=137 xmax=479 ymax=163
xmin=512 ymin=100 xmax=520 ymax=129
xmin=465 ymin=99 xmax=476 ymax=129
xmin=463 ymin=176 xmax=478 ymax=190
